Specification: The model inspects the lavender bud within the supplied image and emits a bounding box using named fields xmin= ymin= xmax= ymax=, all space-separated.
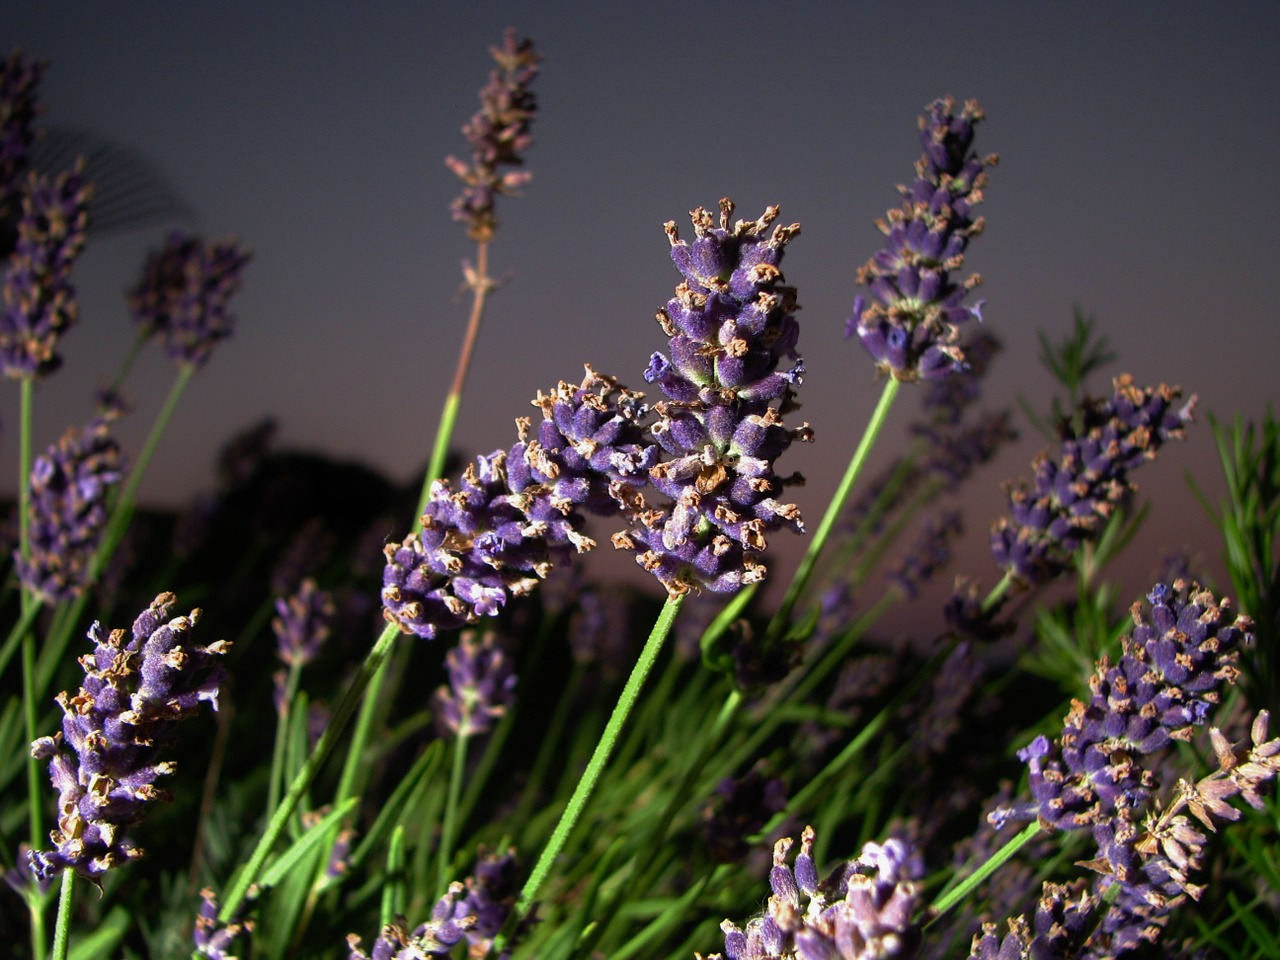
xmin=433 ymin=631 xmax=516 ymax=738
xmin=128 ymin=231 xmax=251 ymax=369
xmin=849 ymin=98 xmax=997 ymax=382
xmin=445 ymin=30 xmax=540 ymax=241
xmin=1 ymin=163 xmax=92 ymax=379
xmin=887 ymin=509 xmax=962 ymax=599
xmin=28 ymin=593 xmax=229 ymax=883
xmin=991 ymin=376 xmax=1195 ymax=585
xmin=16 ymin=413 xmax=124 ymax=604
xmin=621 ymin=200 xmax=811 ymax=596
xmin=702 ymin=766 xmax=788 ymax=864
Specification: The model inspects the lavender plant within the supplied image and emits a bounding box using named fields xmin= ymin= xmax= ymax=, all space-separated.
xmin=4 ymin=34 xmax=1279 ymax=960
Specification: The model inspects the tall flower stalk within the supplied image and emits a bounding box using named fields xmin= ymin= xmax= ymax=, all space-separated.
xmin=420 ymin=29 xmax=541 ymax=511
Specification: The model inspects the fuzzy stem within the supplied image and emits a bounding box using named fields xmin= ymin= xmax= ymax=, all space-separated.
xmin=218 ymin=623 xmax=401 ymax=924
xmin=500 ymin=593 xmax=684 ymax=944
xmin=767 ymin=377 xmax=901 ymax=641
xmin=418 ymin=240 xmax=493 ymax=515
xmin=49 ymin=869 xmax=72 ymax=960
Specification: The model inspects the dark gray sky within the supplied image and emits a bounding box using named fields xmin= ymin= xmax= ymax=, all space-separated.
xmin=5 ymin=2 xmax=1278 ymax=612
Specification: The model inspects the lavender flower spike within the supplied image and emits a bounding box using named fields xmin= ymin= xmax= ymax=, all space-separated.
xmin=1011 ymin=581 xmax=1251 ymax=832
xmin=434 ymin=630 xmax=517 ymax=737
xmin=1 ymin=49 xmax=45 ymax=222
xmin=16 ymin=412 xmax=125 ymax=605
xmin=706 ymin=824 xmax=922 ymax=960
xmin=28 ymin=593 xmax=229 ymax=884
xmin=128 ymin=230 xmax=251 ymax=369
xmin=445 ymin=29 xmax=540 ymax=241
xmin=383 ymin=367 xmax=654 ymax=639
xmin=618 ymin=200 xmax=811 ymax=596
xmin=1 ymin=162 xmax=92 ymax=379
xmin=849 ymin=97 xmax=997 ymax=381
xmin=991 ymin=375 xmax=1195 ymax=586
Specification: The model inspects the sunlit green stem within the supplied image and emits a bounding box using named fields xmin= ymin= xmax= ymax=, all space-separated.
xmin=50 ymin=869 xmax=73 ymax=960
xmin=267 ymin=661 xmax=304 ymax=817
xmin=418 ymin=240 xmax=493 ymax=515
xmin=438 ymin=731 xmax=470 ymax=894
xmin=925 ymin=821 xmax=1042 ymax=925
xmin=767 ymin=377 xmax=901 ymax=641
xmin=501 ymin=594 xmax=684 ymax=941
xmin=218 ymin=623 xmax=401 ymax=924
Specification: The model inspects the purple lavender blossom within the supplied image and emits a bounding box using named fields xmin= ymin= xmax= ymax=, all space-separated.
xmin=848 ymin=98 xmax=997 ymax=382
xmin=16 ymin=413 xmax=124 ymax=604
xmin=991 ymin=376 xmax=1195 ymax=586
xmin=445 ymin=30 xmax=540 ymax=241
xmin=193 ymin=887 xmax=252 ymax=960
xmin=617 ymin=200 xmax=811 ymax=596
xmin=1 ymin=50 xmax=44 ymax=222
xmin=920 ymin=330 xmax=1002 ymax=424
xmin=1 ymin=163 xmax=92 ymax=379
xmin=1010 ymin=581 xmax=1251 ymax=832
xmin=128 ymin=230 xmax=251 ymax=369
xmin=273 ymin=577 xmax=335 ymax=668
xmin=383 ymin=368 xmax=653 ymax=639
xmin=28 ymin=593 xmax=229 ymax=884
xmin=887 ymin=510 xmax=962 ymax=599
xmin=967 ymin=882 xmax=1096 ymax=960
xmin=346 ymin=851 xmax=526 ymax=959
xmin=433 ymin=631 xmax=516 ymax=737
xmin=709 ymin=825 xmax=922 ymax=960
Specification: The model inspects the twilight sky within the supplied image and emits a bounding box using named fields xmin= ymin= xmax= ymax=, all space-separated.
xmin=4 ymin=2 xmax=1278 ymax=610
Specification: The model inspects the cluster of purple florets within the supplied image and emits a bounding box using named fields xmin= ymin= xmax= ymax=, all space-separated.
xmin=621 ymin=201 xmax=811 ymax=596
xmin=445 ymin=30 xmax=540 ymax=241
xmin=347 ymin=849 xmax=521 ymax=960
xmin=17 ymin=413 xmax=124 ymax=604
xmin=709 ymin=825 xmax=922 ymax=960
xmin=128 ymin=230 xmax=252 ymax=369
xmin=28 ymin=593 xmax=229 ymax=883
xmin=1012 ymin=581 xmax=1250 ymax=831
xmin=991 ymin=375 xmax=1195 ymax=585
xmin=849 ymin=97 xmax=996 ymax=382
xmin=1 ymin=162 xmax=92 ymax=379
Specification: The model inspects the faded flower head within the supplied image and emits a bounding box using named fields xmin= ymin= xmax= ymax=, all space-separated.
xmin=991 ymin=375 xmax=1195 ymax=586
xmin=128 ymin=230 xmax=251 ymax=369
xmin=849 ymin=97 xmax=996 ymax=381
xmin=618 ymin=200 xmax=811 ymax=596
xmin=707 ymin=825 xmax=922 ymax=960
xmin=28 ymin=593 xmax=229 ymax=883
xmin=1 ymin=162 xmax=92 ymax=379
xmin=445 ymin=29 xmax=540 ymax=241
xmin=17 ymin=412 xmax=125 ymax=604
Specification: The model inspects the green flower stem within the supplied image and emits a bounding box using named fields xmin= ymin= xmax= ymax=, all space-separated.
xmin=218 ymin=623 xmax=401 ymax=924
xmin=0 ymin=602 xmax=41 ymax=681
xmin=438 ymin=731 xmax=470 ymax=894
xmin=418 ymin=239 xmax=493 ymax=516
xmin=983 ymin=570 xmax=1016 ymax=613
xmin=50 ymin=869 xmax=73 ymax=960
xmin=17 ymin=377 xmax=48 ymax=960
xmin=502 ymin=593 xmax=684 ymax=940
xmin=925 ymin=820 xmax=1042 ymax=926
xmin=267 ymin=661 xmax=304 ymax=818
xmin=766 ymin=377 xmax=901 ymax=643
